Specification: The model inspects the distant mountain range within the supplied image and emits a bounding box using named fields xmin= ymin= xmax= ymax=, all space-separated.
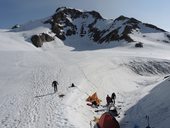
xmin=45 ymin=7 xmax=166 ymax=42
xmin=11 ymin=7 xmax=170 ymax=47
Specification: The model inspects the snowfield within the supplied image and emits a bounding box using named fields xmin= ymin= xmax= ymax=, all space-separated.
xmin=0 ymin=27 xmax=170 ymax=128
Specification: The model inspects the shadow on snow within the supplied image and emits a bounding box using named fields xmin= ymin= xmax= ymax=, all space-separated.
xmin=34 ymin=92 xmax=55 ymax=98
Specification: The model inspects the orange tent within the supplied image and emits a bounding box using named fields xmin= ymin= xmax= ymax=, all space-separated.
xmin=86 ymin=92 xmax=102 ymax=106
xmin=97 ymin=112 xmax=120 ymax=128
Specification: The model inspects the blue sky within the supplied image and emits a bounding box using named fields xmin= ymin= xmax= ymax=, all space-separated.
xmin=0 ymin=0 xmax=170 ymax=31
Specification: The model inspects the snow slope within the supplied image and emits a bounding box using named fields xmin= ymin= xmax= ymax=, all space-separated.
xmin=120 ymin=76 xmax=170 ymax=128
xmin=0 ymin=25 xmax=170 ymax=128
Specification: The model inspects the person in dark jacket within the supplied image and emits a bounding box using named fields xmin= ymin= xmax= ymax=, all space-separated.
xmin=106 ymin=95 xmax=113 ymax=106
xmin=111 ymin=92 xmax=116 ymax=104
xmin=52 ymin=80 xmax=59 ymax=93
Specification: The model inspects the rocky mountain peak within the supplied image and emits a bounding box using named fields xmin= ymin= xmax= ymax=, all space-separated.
xmin=114 ymin=15 xmax=129 ymax=21
xmin=86 ymin=10 xmax=103 ymax=19
xmin=54 ymin=7 xmax=103 ymax=20
xmin=55 ymin=7 xmax=83 ymax=19
xmin=126 ymin=18 xmax=141 ymax=24
xmin=37 ymin=7 xmax=167 ymax=47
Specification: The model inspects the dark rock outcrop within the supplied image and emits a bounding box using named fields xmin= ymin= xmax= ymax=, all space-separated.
xmin=135 ymin=42 xmax=143 ymax=48
xmin=11 ymin=24 xmax=21 ymax=29
xmin=31 ymin=33 xmax=54 ymax=47
xmin=31 ymin=35 xmax=43 ymax=47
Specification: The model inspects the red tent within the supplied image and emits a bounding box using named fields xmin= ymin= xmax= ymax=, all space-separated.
xmin=97 ymin=112 xmax=120 ymax=128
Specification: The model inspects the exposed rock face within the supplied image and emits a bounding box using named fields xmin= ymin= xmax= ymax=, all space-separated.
xmin=144 ymin=23 xmax=165 ymax=32
xmin=43 ymin=7 xmax=165 ymax=44
xmin=135 ymin=42 xmax=143 ymax=48
xmin=31 ymin=33 xmax=54 ymax=47
xmin=31 ymin=35 xmax=42 ymax=47
xmin=165 ymin=34 xmax=170 ymax=43
xmin=11 ymin=24 xmax=21 ymax=29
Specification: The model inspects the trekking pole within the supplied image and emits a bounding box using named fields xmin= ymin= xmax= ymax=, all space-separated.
xmin=146 ymin=115 xmax=151 ymax=128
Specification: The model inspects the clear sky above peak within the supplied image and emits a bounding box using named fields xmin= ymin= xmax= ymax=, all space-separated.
xmin=0 ymin=0 xmax=170 ymax=31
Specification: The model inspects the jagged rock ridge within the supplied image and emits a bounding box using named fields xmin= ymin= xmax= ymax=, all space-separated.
xmin=44 ymin=7 xmax=165 ymax=43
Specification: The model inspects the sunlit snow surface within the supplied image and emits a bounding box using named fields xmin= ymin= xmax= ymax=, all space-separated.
xmin=0 ymin=24 xmax=170 ymax=128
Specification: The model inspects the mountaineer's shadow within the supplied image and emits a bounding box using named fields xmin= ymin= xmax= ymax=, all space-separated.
xmin=34 ymin=92 xmax=55 ymax=98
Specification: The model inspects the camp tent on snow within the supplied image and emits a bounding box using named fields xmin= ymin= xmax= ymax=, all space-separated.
xmin=86 ymin=92 xmax=102 ymax=106
xmin=96 ymin=112 xmax=120 ymax=128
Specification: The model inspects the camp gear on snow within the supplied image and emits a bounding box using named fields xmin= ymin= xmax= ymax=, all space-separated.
xmin=93 ymin=116 xmax=100 ymax=123
xmin=68 ymin=83 xmax=76 ymax=88
xmin=95 ymin=104 xmax=110 ymax=112
xmin=87 ymin=103 xmax=93 ymax=106
xmin=87 ymin=102 xmax=99 ymax=108
xmin=97 ymin=112 xmax=120 ymax=128
xmin=58 ymin=94 xmax=65 ymax=98
xmin=90 ymin=117 xmax=100 ymax=128
xmin=92 ymin=101 xmax=99 ymax=106
xmin=107 ymin=102 xmax=115 ymax=111
xmin=86 ymin=92 xmax=102 ymax=106
xmin=109 ymin=108 xmax=119 ymax=117
xmin=71 ymin=83 xmax=75 ymax=87
xmin=95 ymin=105 xmax=120 ymax=117
xmin=95 ymin=108 xmax=107 ymax=113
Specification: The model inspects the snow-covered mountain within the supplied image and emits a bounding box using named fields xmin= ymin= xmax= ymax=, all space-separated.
xmin=41 ymin=7 xmax=166 ymax=42
xmin=12 ymin=7 xmax=170 ymax=49
xmin=45 ymin=7 xmax=165 ymax=43
xmin=1 ymin=7 xmax=170 ymax=128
